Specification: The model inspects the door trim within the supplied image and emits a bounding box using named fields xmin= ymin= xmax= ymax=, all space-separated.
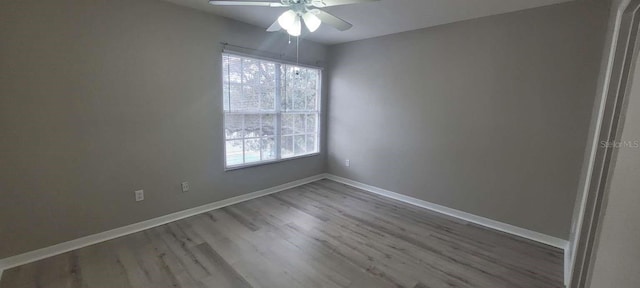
xmin=570 ymin=1 xmax=640 ymax=287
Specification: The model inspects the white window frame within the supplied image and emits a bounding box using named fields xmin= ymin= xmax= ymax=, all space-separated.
xmin=222 ymin=52 xmax=322 ymax=170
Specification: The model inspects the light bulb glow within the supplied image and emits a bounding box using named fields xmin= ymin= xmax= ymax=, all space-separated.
xmin=302 ymin=12 xmax=321 ymax=32
xmin=287 ymin=16 xmax=302 ymax=36
xmin=277 ymin=10 xmax=297 ymax=30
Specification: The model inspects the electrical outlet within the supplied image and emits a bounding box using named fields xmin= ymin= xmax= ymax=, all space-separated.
xmin=345 ymin=159 xmax=350 ymax=167
xmin=181 ymin=182 xmax=189 ymax=193
xmin=135 ymin=190 xmax=144 ymax=202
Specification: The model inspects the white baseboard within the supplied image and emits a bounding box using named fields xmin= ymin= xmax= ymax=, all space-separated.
xmin=0 ymin=173 xmax=328 ymax=273
xmin=325 ymin=174 xmax=569 ymax=249
xmin=0 ymin=172 xmax=570 ymax=283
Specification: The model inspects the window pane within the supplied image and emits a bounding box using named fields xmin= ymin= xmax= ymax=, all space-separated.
xmin=306 ymin=89 xmax=317 ymax=111
xmin=281 ymin=65 xmax=319 ymax=112
xmin=294 ymin=114 xmax=305 ymax=134
xmin=225 ymin=114 xmax=243 ymax=140
xmin=282 ymin=81 xmax=293 ymax=112
xmin=223 ymin=84 xmax=230 ymax=111
xmin=282 ymin=113 xmax=294 ymax=135
xmin=299 ymin=67 xmax=318 ymax=88
xmin=244 ymin=139 xmax=261 ymax=163
xmin=261 ymin=137 xmax=276 ymax=161
xmin=306 ymin=114 xmax=317 ymax=134
xmin=227 ymin=56 xmax=242 ymax=84
xmin=223 ymin=55 xmax=229 ymax=76
xmin=223 ymin=56 xmax=230 ymax=111
xmin=259 ymin=62 xmax=276 ymax=85
xmin=306 ymin=135 xmax=317 ymax=153
xmin=244 ymin=115 xmax=260 ymax=138
xmin=281 ymin=135 xmax=294 ymax=158
xmin=243 ymin=58 xmax=259 ymax=84
xmin=284 ymin=92 xmax=294 ymax=111
xmin=261 ymin=88 xmax=276 ymax=111
xmin=261 ymin=114 xmax=276 ymax=137
xmin=302 ymin=69 xmax=318 ymax=111
xmin=294 ymin=135 xmax=306 ymax=155
xmin=226 ymin=140 xmax=243 ymax=166
xmin=259 ymin=62 xmax=276 ymax=111
xmin=279 ymin=65 xmax=286 ymax=111
xmin=283 ymin=66 xmax=298 ymax=111
xmin=291 ymin=76 xmax=306 ymax=111
xmin=228 ymin=83 xmax=244 ymax=111
xmin=242 ymin=85 xmax=260 ymax=111
xmin=293 ymin=87 xmax=306 ymax=111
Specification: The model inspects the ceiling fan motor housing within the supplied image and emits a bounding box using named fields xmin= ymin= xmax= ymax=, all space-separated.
xmin=282 ymin=0 xmax=314 ymax=5
xmin=283 ymin=0 xmax=312 ymax=14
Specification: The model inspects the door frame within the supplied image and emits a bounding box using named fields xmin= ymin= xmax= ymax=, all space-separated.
xmin=570 ymin=1 xmax=640 ymax=287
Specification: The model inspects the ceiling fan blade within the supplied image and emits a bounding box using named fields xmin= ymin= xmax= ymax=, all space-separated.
xmin=266 ymin=19 xmax=282 ymax=32
xmin=208 ymin=1 xmax=286 ymax=7
xmin=311 ymin=0 xmax=378 ymax=8
xmin=309 ymin=9 xmax=352 ymax=31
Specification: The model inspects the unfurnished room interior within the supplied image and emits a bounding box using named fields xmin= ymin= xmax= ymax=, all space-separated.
xmin=1 ymin=0 xmax=639 ymax=287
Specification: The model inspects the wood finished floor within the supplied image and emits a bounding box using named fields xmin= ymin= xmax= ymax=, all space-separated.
xmin=0 ymin=180 xmax=564 ymax=288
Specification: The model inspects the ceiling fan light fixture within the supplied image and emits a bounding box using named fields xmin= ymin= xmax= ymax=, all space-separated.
xmin=302 ymin=12 xmax=321 ymax=32
xmin=277 ymin=10 xmax=297 ymax=30
xmin=287 ymin=16 xmax=302 ymax=36
xmin=209 ymin=0 xmax=374 ymax=35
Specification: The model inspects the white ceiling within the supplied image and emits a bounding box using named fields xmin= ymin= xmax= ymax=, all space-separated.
xmin=162 ymin=0 xmax=574 ymax=45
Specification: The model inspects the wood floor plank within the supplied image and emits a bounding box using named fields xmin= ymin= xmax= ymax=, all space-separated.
xmin=190 ymin=243 xmax=253 ymax=288
xmin=189 ymin=213 xmax=309 ymax=288
xmin=213 ymin=208 xmax=345 ymax=288
xmin=310 ymin=181 xmax=564 ymax=277
xmin=0 ymin=180 xmax=563 ymax=288
xmin=75 ymin=242 xmax=133 ymax=288
xmin=287 ymin=184 xmax=550 ymax=287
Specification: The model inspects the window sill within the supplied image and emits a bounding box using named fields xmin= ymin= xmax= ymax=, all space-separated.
xmin=224 ymin=152 xmax=321 ymax=172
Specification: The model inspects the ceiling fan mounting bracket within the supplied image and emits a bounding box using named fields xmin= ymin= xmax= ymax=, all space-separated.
xmin=281 ymin=0 xmax=316 ymax=13
xmin=281 ymin=0 xmax=315 ymax=5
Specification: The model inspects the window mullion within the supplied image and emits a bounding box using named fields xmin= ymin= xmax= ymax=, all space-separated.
xmin=242 ymin=114 xmax=246 ymax=164
xmin=275 ymin=64 xmax=282 ymax=161
xmin=259 ymin=112 xmax=263 ymax=161
xmin=240 ymin=58 xmax=245 ymax=112
xmin=258 ymin=62 xmax=262 ymax=113
xmin=304 ymin=114 xmax=308 ymax=154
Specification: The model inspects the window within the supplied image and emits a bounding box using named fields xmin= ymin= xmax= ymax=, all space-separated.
xmin=222 ymin=53 xmax=321 ymax=169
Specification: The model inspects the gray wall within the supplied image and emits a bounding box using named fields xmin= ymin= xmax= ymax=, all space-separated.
xmin=0 ymin=0 xmax=327 ymax=258
xmin=587 ymin=29 xmax=640 ymax=288
xmin=327 ymin=1 xmax=610 ymax=239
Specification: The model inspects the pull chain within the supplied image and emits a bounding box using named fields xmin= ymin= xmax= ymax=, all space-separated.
xmin=296 ymin=36 xmax=300 ymax=65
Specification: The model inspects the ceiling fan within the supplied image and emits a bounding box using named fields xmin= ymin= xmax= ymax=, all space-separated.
xmin=208 ymin=0 xmax=379 ymax=36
